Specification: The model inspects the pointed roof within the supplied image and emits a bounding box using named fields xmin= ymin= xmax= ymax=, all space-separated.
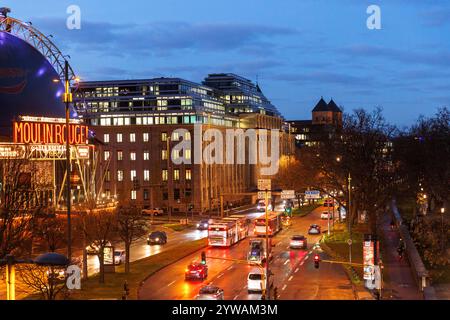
xmin=312 ymin=97 xmax=329 ymax=112
xmin=327 ymin=98 xmax=342 ymax=112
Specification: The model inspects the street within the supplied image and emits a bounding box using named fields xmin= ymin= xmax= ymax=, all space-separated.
xmin=138 ymin=205 xmax=355 ymax=300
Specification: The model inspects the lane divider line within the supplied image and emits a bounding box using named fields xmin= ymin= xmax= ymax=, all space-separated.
xmin=295 ymin=268 xmax=299 ymax=273
xmin=217 ymin=273 xmax=224 ymax=279
xmin=167 ymin=280 xmax=176 ymax=287
xmin=233 ymin=295 xmax=239 ymax=300
xmin=282 ymin=284 xmax=287 ymax=291
xmin=288 ymin=275 xmax=293 ymax=281
xmin=283 ymin=259 xmax=289 ymax=265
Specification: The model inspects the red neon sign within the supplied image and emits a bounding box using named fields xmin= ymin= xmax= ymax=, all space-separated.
xmin=13 ymin=121 xmax=89 ymax=145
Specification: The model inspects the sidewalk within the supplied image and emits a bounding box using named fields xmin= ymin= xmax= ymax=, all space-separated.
xmin=379 ymin=213 xmax=422 ymax=300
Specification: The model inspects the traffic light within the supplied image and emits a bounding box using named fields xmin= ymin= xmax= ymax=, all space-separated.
xmin=201 ymin=251 xmax=206 ymax=265
xmin=285 ymin=206 xmax=292 ymax=216
xmin=314 ymin=254 xmax=320 ymax=269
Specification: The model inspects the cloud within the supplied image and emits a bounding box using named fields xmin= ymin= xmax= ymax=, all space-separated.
xmin=420 ymin=7 xmax=450 ymax=27
xmin=31 ymin=17 xmax=298 ymax=58
xmin=271 ymin=71 xmax=368 ymax=86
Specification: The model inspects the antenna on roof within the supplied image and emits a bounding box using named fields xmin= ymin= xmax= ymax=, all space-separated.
xmin=256 ymin=74 xmax=259 ymax=85
xmin=0 ymin=7 xmax=11 ymax=17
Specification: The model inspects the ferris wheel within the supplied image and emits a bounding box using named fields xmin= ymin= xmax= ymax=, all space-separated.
xmin=0 ymin=7 xmax=76 ymax=85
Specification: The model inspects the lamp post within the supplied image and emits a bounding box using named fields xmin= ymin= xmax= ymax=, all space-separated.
xmin=264 ymin=189 xmax=270 ymax=300
xmin=441 ymin=207 xmax=445 ymax=252
xmin=166 ymin=136 xmax=172 ymax=223
xmin=63 ymin=60 xmax=72 ymax=260
xmin=348 ymin=172 xmax=352 ymax=265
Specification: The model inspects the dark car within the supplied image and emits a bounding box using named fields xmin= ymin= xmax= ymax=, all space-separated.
xmin=147 ymin=231 xmax=167 ymax=245
xmin=196 ymin=219 xmax=209 ymax=230
xmin=196 ymin=285 xmax=224 ymax=300
xmin=185 ymin=262 xmax=208 ymax=280
xmin=308 ymin=224 xmax=321 ymax=235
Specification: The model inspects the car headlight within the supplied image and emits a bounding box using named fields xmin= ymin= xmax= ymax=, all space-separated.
xmin=197 ymin=224 xmax=200 ymax=227
xmin=155 ymin=238 xmax=159 ymax=241
xmin=204 ymin=224 xmax=208 ymax=227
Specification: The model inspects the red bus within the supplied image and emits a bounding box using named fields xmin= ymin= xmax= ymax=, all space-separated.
xmin=254 ymin=212 xmax=283 ymax=236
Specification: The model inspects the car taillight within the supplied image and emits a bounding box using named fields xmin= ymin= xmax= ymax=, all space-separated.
xmin=185 ymin=268 xmax=189 ymax=272
xmin=314 ymin=255 xmax=320 ymax=261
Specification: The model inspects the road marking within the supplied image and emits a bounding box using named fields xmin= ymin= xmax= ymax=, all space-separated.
xmin=300 ymin=261 xmax=304 ymax=266
xmin=282 ymin=284 xmax=287 ymax=291
xmin=227 ymin=266 xmax=233 ymax=271
xmin=222 ymin=260 xmax=226 ymax=264
xmin=288 ymin=275 xmax=293 ymax=281
xmin=233 ymin=295 xmax=239 ymax=300
xmin=167 ymin=280 xmax=176 ymax=287
xmin=295 ymin=268 xmax=299 ymax=273
xmin=217 ymin=273 xmax=224 ymax=279
xmin=304 ymin=255 xmax=309 ymax=261
xmin=283 ymin=259 xmax=289 ymax=265
xmin=286 ymin=246 xmax=290 ymax=250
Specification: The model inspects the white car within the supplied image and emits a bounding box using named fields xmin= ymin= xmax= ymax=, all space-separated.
xmin=321 ymin=211 xmax=333 ymax=219
xmin=247 ymin=269 xmax=273 ymax=293
xmin=114 ymin=250 xmax=126 ymax=265
xmin=142 ymin=208 xmax=164 ymax=216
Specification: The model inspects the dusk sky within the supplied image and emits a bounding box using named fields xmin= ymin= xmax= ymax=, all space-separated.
xmin=5 ymin=0 xmax=450 ymax=127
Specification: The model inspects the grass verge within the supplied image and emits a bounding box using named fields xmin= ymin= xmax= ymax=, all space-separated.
xmin=162 ymin=223 xmax=194 ymax=232
xmin=65 ymin=238 xmax=207 ymax=300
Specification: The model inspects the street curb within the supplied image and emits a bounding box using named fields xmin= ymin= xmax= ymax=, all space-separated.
xmin=137 ymin=240 xmax=208 ymax=299
xmin=319 ymin=241 xmax=374 ymax=300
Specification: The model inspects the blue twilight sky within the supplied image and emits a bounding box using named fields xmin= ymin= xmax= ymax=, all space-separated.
xmin=4 ymin=0 xmax=450 ymax=127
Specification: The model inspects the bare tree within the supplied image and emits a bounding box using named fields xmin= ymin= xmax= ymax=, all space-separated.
xmin=116 ymin=203 xmax=147 ymax=273
xmin=17 ymin=264 xmax=67 ymax=300
xmin=32 ymin=213 xmax=67 ymax=252
xmin=77 ymin=209 xmax=116 ymax=283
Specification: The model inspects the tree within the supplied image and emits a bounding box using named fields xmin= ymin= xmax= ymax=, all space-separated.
xmin=32 ymin=213 xmax=67 ymax=252
xmin=77 ymin=210 xmax=116 ymax=283
xmin=17 ymin=264 xmax=67 ymax=300
xmin=116 ymin=204 xmax=147 ymax=273
xmin=0 ymin=157 xmax=36 ymax=258
xmin=281 ymin=108 xmax=396 ymax=232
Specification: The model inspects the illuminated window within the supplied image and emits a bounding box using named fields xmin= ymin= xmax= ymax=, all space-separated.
xmin=104 ymin=151 xmax=110 ymax=161
xmin=143 ymin=133 xmax=149 ymax=142
xmin=172 ymin=132 xmax=179 ymax=141
xmin=117 ymin=170 xmax=123 ymax=182
xmin=130 ymin=152 xmax=136 ymax=161
xmin=185 ymin=169 xmax=191 ymax=181
xmin=172 ymin=150 xmax=179 ymax=161
xmin=185 ymin=149 xmax=191 ymax=160
xmin=162 ymin=150 xmax=168 ymax=160
xmin=130 ymin=170 xmax=136 ymax=181
xmin=174 ymin=169 xmax=180 ymax=181
xmin=161 ymin=132 xmax=168 ymax=141
xmin=103 ymin=134 xmax=110 ymax=143
xmin=144 ymin=170 xmax=150 ymax=181
xmin=131 ymin=190 xmax=137 ymax=200
xmin=162 ymin=169 xmax=168 ymax=181
xmin=116 ymin=133 xmax=123 ymax=143
xmin=105 ymin=170 xmax=111 ymax=182
xmin=130 ymin=133 xmax=136 ymax=143
xmin=184 ymin=131 xmax=191 ymax=141
xmin=143 ymin=151 xmax=150 ymax=160
xmin=117 ymin=151 xmax=123 ymax=161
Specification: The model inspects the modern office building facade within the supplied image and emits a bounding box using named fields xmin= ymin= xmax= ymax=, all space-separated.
xmin=73 ymin=74 xmax=293 ymax=213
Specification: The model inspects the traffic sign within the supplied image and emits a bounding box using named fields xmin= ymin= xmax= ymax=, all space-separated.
xmin=257 ymin=191 xmax=271 ymax=200
xmin=305 ymin=190 xmax=320 ymax=199
xmin=347 ymin=239 xmax=353 ymax=245
xmin=257 ymin=179 xmax=271 ymax=191
xmin=281 ymin=190 xmax=295 ymax=199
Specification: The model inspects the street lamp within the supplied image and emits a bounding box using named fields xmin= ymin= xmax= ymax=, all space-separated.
xmin=441 ymin=207 xmax=445 ymax=252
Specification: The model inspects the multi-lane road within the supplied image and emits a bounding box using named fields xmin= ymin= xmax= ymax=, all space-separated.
xmin=138 ymin=205 xmax=355 ymax=300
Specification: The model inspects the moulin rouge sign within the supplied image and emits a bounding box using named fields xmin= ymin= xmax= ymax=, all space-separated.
xmin=13 ymin=117 xmax=89 ymax=145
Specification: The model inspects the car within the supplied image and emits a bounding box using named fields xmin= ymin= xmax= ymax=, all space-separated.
xmin=142 ymin=208 xmax=164 ymax=216
xmin=321 ymin=211 xmax=333 ymax=219
xmin=147 ymin=231 xmax=167 ymax=245
xmin=247 ymin=269 xmax=273 ymax=293
xmin=256 ymin=200 xmax=273 ymax=212
xmin=196 ymin=219 xmax=209 ymax=230
xmin=185 ymin=262 xmax=208 ymax=280
xmin=290 ymin=235 xmax=307 ymax=249
xmin=195 ymin=285 xmax=224 ymax=300
xmin=308 ymin=224 xmax=321 ymax=235
xmin=114 ymin=250 xmax=126 ymax=265
xmin=86 ymin=241 xmax=112 ymax=255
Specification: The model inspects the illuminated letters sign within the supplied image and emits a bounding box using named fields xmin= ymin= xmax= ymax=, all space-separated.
xmin=13 ymin=120 xmax=89 ymax=145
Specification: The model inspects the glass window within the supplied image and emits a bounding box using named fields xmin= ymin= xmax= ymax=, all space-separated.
xmin=103 ymin=134 xmax=110 ymax=143
xmin=131 ymin=170 xmax=136 ymax=181
xmin=144 ymin=170 xmax=150 ymax=181
xmin=130 ymin=133 xmax=136 ymax=143
xmin=174 ymin=169 xmax=180 ymax=181
xmin=117 ymin=150 xmax=123 ymax=161
xmin=116 ymin=133 xmax=123 ymax=143
xmin=130 ymin=152 xmax=136 ymax=161
xmin=185 ymin=149 xmax=191 ymax=160
xmin=161 ymin=150 xmax=168 ymax=160
xmin=117 ymin=170 xmax=123 ymax=182
xmin=143 ymin=189 xmax=149 ymax=201
xmin=172 ymin=132 xmax=179 ymax=141
xmin=104 ymin=151 xmax=110 ymax=161
xmin=131 ymin=190 xmax=137 ymax=200
xmin=172 ymin=150 xmax=179 ymax=161
xmin=143 ymin=133 xmax=149 ymax=142
xmin=143 ymin=151 xmax=150 ymax=160
xmin=161 ymin=132 xmax=168 ymax=141
xmin=105 ymin=170 xmax=111 ymax=182
xmin=162 ymin=169 xmax=168 ymax=181
xmin=185 ymin=169 xmax=192 ymax=181
xmin=184 ymin=131 xmax=191 ymax=141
